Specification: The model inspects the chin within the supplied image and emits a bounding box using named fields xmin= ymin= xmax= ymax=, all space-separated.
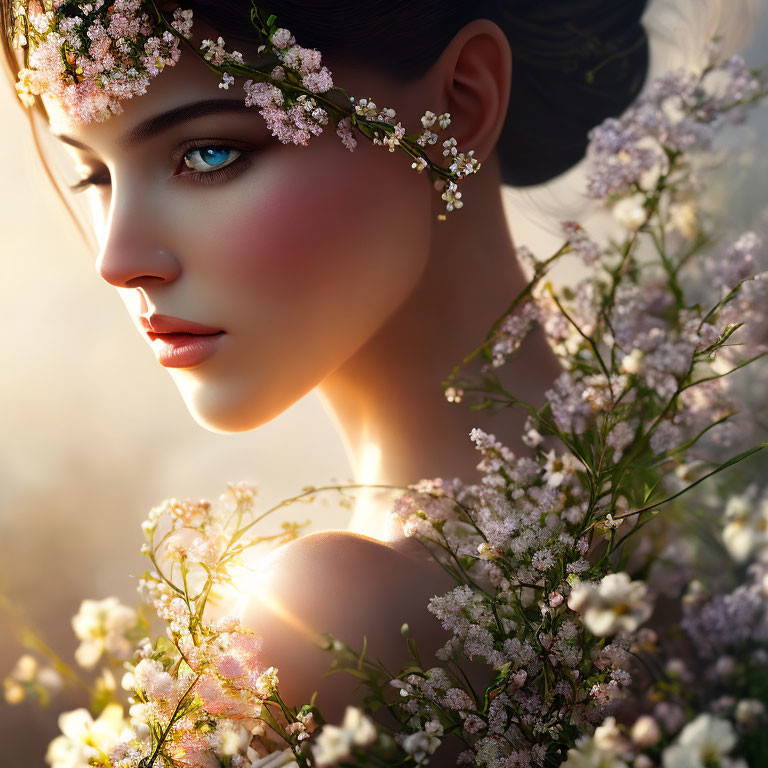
xmin=169 ymin=370 xmax=304 ymax=434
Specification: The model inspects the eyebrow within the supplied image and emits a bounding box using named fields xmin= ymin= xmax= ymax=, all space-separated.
xmin=54 ymin=98 xmax=257 ymax=151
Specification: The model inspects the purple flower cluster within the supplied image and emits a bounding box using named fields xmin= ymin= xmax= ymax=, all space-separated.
xmin=586 ymin=56 xmax=763 ymax=199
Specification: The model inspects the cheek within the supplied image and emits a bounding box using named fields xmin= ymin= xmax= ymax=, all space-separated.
xmin=205 ymin=138 xmax=432 ymax=339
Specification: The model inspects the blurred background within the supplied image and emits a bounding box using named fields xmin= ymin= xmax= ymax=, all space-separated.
xmin=2 ymin=0 xmax=768 ymax=764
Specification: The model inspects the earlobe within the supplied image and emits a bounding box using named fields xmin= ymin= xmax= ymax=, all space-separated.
xmin=438 ymin=18 xmax=513 ymax=163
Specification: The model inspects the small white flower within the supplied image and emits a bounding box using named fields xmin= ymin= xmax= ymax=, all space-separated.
xmin=612 ymin=193 xmax=648 ymax=231
xmin=402 ymin=730 xmax=441 ymax=764
xmin=666 ymin=201 xmax=698 ymax=240
xmin=523 ymin=427 xmax=543 ymax=447
xmin=72 ymin=598 xmax=137 ymax=668
xmin=219 ymin=72 xmax=235 ymax=90
xmin=562 ymin=733 xmax=629 ymax=768
xmin=46 ymin=704 xmax=132 ymax=768
xmin=11 ymin=654 xmax=38 ymax=683
xmin=722 ymin=492 xmax=768 ymax=563
xmin=220 ymin=724 xmax=251 ymax=756
xmin=620 ymin=349 xmax=644 ymax=375
xmin=662 ymin=714 xmax=746 ymax=768
xmin=631 ymin=715 xmax=661 ymax=748
xmin=442 ymin=137 xmax=458 ymax=157
xmin=421 ymin=110 xmax=437 ymax=128
xmin=354 ymin=98 xmax=378 ymax=120
xmin=37 ymin=667 xmax=64 ymax=694
xmin=594 ymin=717 xmax=628 ymax=755
xmin=378 ymin=106 xmax=396 ymax=123
xmin=543 ymin=449 xmax=580 ymax=488
xmin=411 ymin=157 xmax=428 ymax=172
xmin=568 ymin=573 xmax=653 ymax=636
xmin=171 ymin=8 xmax=194 ymax=38
xmin=438 ymin=112 xmax=451 ymax=129
xmin=312 ymin=706 xmax=377 ymax=767
xmin=417 ymin=129 xmax=438 ymax=147
xmin=441 ymin=181 xmax=463 ymax=212
xmin=449 ymin=150 xmax=481 ymax=177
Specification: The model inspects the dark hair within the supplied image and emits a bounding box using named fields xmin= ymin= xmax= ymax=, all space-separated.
xmin=180 ymin=0 xmax=651 ymax=185
xmin=1 ymin=0 xmax=649 ymax=189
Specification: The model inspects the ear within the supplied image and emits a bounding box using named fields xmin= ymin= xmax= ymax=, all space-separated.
xmin=434 ymin=18 xmax=512 ymax=163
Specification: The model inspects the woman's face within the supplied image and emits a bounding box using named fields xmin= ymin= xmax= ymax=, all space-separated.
xmin=54 ymin=38 xmax=435 ymax=431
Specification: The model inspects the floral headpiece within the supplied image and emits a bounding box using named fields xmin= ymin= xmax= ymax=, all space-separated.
xmin=9 ymin=0 xmax=482 ymax=217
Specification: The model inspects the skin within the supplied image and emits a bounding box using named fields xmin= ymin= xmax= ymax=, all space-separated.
xmin=47 ymin=14 xmax=562 ymax=728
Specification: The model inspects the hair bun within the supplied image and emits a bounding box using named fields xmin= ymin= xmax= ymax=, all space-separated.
xmin=489 ymin=0 xmax=650 ymax=186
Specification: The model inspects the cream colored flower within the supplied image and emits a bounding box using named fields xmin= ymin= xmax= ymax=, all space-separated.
xmin=661 ymin=714 xmax=747 ymax=768
xmin=612 ymin=193 xmax=648 ymax=231
xmin=12 ymin=654 xmax=38 ymax=682
xmin=312 ymin=706 xmax=377 ymax=766
xmin=421 ymin=110 xmax=437 ymax=128
xmin=255 ymin=666 xmax=280 ymax=698
xmin=220 ymin=724 xmax=251 ymax=756
xmin=46 ymin=704 xmax=132 ymax=768
xmin=4 ymin=678 xmax=24 ymax=704
xmin=722 ymin=493 xmax=768 ymax=563
xmin=666 ymin=201 xmax=698 ymax=240
xmin=620 ymin=349 xmax=644 ymax=375
xmin=562 ymin=734 xmax=630 ymax=768
xmin=72 ymin=597 xmax=137 ymax=668
xmin=543 ymin=450 xmax=581 ymax=488
xmin=594 ymin=717 xmax=628 ymax=755
xmin=634 ymin=136 xmax=669 ymax=192
xmin=630 ymin=715 xmax=661 ymax=749
xmin=568 ymin=573 xmax=653 ymax=636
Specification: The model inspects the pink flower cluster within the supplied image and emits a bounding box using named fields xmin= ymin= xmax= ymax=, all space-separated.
xmin=15 ymin=1 xmax=194 ymax=126
xmin=240 ymin=26 xmax=334 ymax=147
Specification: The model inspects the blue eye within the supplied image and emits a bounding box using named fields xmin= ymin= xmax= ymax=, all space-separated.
xmin=183 ymin=146 xmax=241 ymax=172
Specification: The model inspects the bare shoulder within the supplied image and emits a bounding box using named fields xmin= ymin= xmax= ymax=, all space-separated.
xmin=241 ymin=530 xmax=454 ymax=718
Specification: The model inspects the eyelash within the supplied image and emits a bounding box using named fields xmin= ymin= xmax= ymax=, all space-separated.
xmin=67 ymin=142 xmax=249 ymax=193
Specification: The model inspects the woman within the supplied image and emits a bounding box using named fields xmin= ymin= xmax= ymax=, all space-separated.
xmin=0 ymin=0 xmax=651 ymax=733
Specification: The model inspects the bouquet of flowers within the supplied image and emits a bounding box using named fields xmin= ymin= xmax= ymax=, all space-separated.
xmin=5 ymin=45 xmax=768 ymax=768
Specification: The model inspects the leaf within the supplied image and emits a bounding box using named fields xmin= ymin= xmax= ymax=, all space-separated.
xmin=481 ymin=662 xmax=512 ymax=713
xmin=634 ymin=441 xmax=768 ymax=518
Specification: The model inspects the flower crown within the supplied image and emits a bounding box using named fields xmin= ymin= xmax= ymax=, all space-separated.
xmin=10 ymin=0 xmax=482 ymax=218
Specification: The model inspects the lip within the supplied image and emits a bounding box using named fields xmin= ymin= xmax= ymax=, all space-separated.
xmin=138 ymin=314 xmax=226 ymax=369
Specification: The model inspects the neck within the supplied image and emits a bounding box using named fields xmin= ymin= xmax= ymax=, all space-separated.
xmin=316 ymin=160 xmax=561 ymax=536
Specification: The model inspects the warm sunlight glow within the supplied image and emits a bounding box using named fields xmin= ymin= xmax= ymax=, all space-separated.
xmin=346 ymin=440 xmax=392 ymax=540
xmin=237 ymin=557 xmax=324 ymax=645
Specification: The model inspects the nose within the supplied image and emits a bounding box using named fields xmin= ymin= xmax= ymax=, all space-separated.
xmin=97 ymin=243 xmax=182 ymax=288
xmin=95 ymin=188 xmax=182 ymax=289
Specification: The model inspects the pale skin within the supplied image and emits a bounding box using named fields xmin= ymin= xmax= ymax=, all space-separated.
xmin=46 ymin=14 xmax=561 ymax=737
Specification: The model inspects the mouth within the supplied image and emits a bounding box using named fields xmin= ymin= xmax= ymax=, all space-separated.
xmin=137 ymin=313 xmax=226 ymax=368
xmin=144 ymin=328 xmax=226 ymax=369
